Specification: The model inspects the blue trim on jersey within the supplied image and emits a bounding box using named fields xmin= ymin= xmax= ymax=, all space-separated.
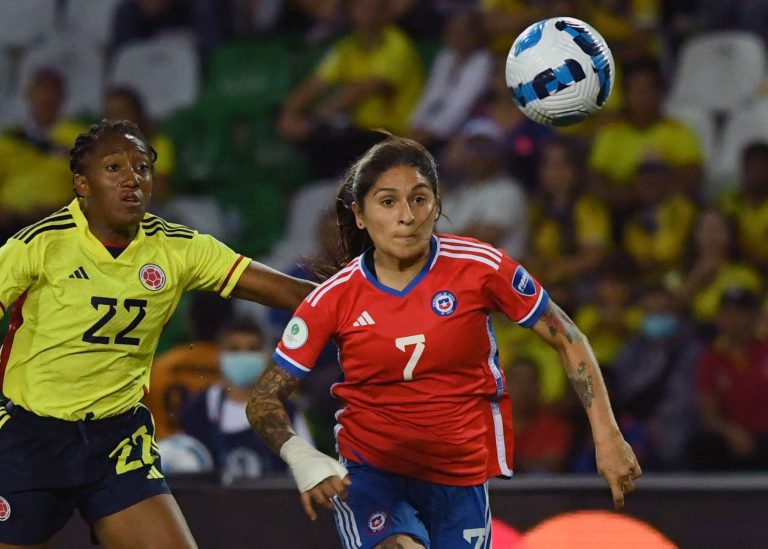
xmin=485 ymin=316 xmax=505 ymax=396
xmin=272 ymin=350 xmax=310 ymax=379
xmin=519 ymin=289 xmax=550 ymax=328
xmin=359 ymin=236 xmax=438 ymax=297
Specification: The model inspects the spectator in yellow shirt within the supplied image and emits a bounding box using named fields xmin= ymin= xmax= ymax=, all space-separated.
xmin=621 ymin=160 xmax=697 ymax=284
xmin=0 ymin=68 xmax=87 ymax=240
xmin=718 ymin=142 xmax=768 ymax=271
xmin=589 ymin=59 xmax=704 ymax=211
xmin=277 ymin=0 xmax=424 ymax=178
xmin=673 ymin=208 xmax=763 ymax=326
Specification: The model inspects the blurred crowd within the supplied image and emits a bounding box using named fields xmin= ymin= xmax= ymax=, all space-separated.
xmin=2 ymin=0 xmax=768 ymax=479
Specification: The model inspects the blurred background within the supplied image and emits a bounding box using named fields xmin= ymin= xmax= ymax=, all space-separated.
xmin=2 ymin=0 xmax=768 ymax=547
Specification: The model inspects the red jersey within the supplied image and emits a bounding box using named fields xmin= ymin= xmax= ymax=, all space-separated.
xmin=697 ymin=338 xmax=768 ymax=433
xmin=274 ymin=234 xmax=549 ymax=485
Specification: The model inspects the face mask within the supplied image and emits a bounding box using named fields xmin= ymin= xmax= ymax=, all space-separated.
xmin=641 ymin=313 xmax=679 ymax=341
xmin=220 ymin=351 xmax=267 ymax=389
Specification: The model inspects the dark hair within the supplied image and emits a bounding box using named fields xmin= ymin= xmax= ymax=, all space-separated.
xmin=217 ymin=316 xmax=264 ymax=341
xmin=189 ymin=292 xmax=234 ymax=341
xmin=69 ymin=119 xmax=157 ymax=175
xmin=335 ymin=133 xmax=441 ymax=265
xmin=105 ymin=86 xmax=152 ymax=136
xmin=621 ymin=58 xmax=665 ymax=93
xmin=741 ymin=141 xmax=768 ymax=165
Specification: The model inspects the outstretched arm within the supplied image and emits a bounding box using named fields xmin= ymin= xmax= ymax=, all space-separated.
xmin=231 ymin=261 xmax=317 ymax=311
xmin=531 ymin=300 xmax=642 ymax=509
xmin=247 ymin=362 xmax=349 ymax=520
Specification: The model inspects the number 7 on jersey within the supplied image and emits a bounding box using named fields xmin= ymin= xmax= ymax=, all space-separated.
xmin=395 ymin=334 xmax=426 ymax=380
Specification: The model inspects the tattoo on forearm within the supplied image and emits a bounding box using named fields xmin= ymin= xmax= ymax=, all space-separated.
xmin=246 ymin=364 xmax=302 ymax=454
xmin=542 ymin=302 xmax=584 ymax=344
xmin=570 ymin=361 xmax=595 ymax=409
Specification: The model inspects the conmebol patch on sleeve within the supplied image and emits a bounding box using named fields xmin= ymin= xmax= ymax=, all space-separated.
xmin=512 ymin=266 xmax=536 ymax=296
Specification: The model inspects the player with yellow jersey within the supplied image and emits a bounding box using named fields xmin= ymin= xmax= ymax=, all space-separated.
xmin=0 ymin=120 xmax=315 ymax=548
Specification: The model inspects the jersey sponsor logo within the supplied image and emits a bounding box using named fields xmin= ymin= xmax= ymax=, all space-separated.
xmin=512 ymin=266 xmax=536 ymax=296
xmin=366 ymin=510 xmax=389 ymax=534
xmin=139 ymin=264 xmax=167 ymax=291
xmin=68 ymin=266 xmax=90 ymax=280
xmin=0 ymin=496 xmax=10 ymax=521
xmin=282 ymin=317 xmax=308 ymax=349
xmin=352 ymin=310 xmax=375 ymax=327
xmin=431 ymin=290 xmax=457 ymax=316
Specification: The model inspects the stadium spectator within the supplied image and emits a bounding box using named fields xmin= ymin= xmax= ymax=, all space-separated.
xmin=409 ymin=9 xmax=493 ymax=153
xmin=611 ymin=285 xmax=703 ymax=471
xmin=589 ymin=58 xmax=704 ymax=211
xmin=525 ymin=137 xmax=612 ymax=289
xmin=276 ymin=0 xmax=424 ymax=178
xmin=110 ymin=0 xmax=228 ymax=59
xmin=620 ymin=159 xmax=697 ymax=285
xmin=508 ymin=358 xmax=573 ymax=474
xmin=673 ymin=208 xmax=762 ymax=328
xmin=105 ymin=86 xmax=175 ymax=209
xmin=573 ymin=254 xmax=643 ymax=371
xmin=0 ymin=68 xmax=87 ymax=241
xmin=440 ymin=117 xmax=529 ymax=257
xmin=146 ymin=292 xmax=234 ymax=440
xmin=0 ymin=120 xmax=316 ymax=547
xmin=248 ymin=134 xmax=640 ymax=547
xmin=690 ymin=287 xmax=768 ymax=471
xmin=179 ymin=317 xmax=313 ymax=483
xmin=467 ymin=55 xmax=558 ymax=189
xmin=718 ymin=142 xmax=768 ymax=272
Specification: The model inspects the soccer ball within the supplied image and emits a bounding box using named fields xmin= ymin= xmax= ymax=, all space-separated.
xmin=505 ymin=17 xmax=614 ymax=127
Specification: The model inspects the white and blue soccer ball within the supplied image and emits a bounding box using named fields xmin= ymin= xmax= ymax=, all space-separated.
xmin=505 ymin=17 xmax=614 ymax=127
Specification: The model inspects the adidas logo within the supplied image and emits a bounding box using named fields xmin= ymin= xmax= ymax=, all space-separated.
xmin=353 ymin=311 xmax=375 ymax=327
xmin=68 ymin=266 xmax=90 ymax=280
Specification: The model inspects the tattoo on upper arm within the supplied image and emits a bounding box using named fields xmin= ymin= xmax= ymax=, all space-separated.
xmin=246 ymin=364 xmax=302 ymax=454
xmin=571 ymin=361 xmax=595 ymax=409
xmin=542 ymin=302 xmax=583 ymax=344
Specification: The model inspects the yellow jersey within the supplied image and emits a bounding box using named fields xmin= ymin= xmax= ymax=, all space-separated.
xmin=0 ymin=199 xmax=250 ymax=420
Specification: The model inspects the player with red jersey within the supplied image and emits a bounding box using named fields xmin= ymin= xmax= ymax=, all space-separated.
xmin=248 ymin=135 xmax=641 ymax=549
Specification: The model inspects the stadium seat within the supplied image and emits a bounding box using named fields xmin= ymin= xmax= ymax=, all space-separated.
xmin=108 ymin=33 xmax=201 ymax=120
xmin=710 ymin=98 xmax=768 ymax=197
xmin=5 ymin=36 xmax=105 ymax=122
xmin=260 ymin=178 xmax=338 ymax=270
xmin=203 ymin=37 xmax=294 ymax=115
xmin=667 ymin=31 xmax=767 ymax=116
xmin=663 ymin=103 xmax=720 ymax=198
xmin=0 ymin=49 xmax=13 ymax=127
xmin=62 ymin=0 xmax=123 ymax=47
xmin=0 ymin=0 xmax=56 ymax=49
xmin=160 ymin=101 xmax=231 ymax=191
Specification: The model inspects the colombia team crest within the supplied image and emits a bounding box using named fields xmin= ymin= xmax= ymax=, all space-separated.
xmin=139 ymin=264 xmax=167 ymax=291
xmin=0 ymin=496 xmax=10 ymax=521
xmin=431 ymin=290 xmax=457 ymax=316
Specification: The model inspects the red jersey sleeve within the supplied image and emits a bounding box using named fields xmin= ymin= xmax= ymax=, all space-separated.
xmin=273 ymin=288 xmax=337 ymax=379
xmin=483 ymin=251 xmax=549 ymax=328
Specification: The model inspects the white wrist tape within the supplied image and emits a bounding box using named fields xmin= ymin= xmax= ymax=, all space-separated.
xmin=279 ymin=436 xmax=349 ymax=493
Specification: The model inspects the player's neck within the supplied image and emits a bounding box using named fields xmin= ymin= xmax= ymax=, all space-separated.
xmin=372 ymin=249 xmax=429 ymax=291
xmin=87 ymin=221 xmax=137 ymax=248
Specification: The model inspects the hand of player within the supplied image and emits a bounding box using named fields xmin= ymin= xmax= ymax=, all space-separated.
xmin=279 ymin=436 xmax=351 ymax=520
xmin=594 ymin=433 xmax=642 ymax=510
xmin=300 ymin=474 xmax=351 ymax=521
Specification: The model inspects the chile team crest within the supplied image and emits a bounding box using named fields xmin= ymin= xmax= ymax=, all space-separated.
xmin=367 ymin=510 xmax=389 ymax=534
xmin=431 ymin=290 xmax=457 ymax=316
